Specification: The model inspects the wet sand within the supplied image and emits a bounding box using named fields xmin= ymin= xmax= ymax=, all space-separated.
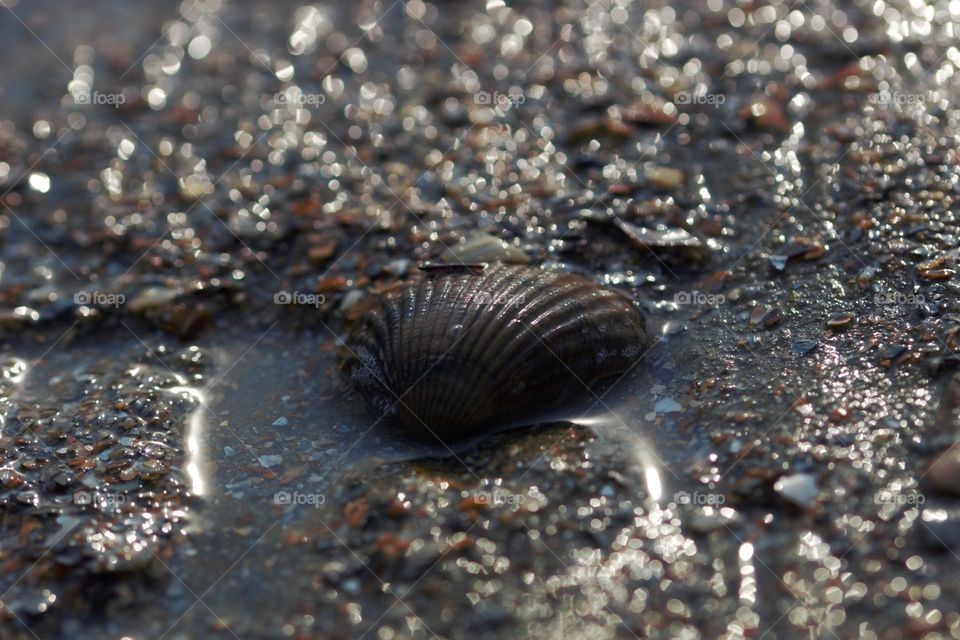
xmin=2 ymin=1 xmax=960 ymax=638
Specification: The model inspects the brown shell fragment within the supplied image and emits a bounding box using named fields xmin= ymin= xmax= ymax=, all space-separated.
xmin=341 ymin=263 xmax=647 ymax=441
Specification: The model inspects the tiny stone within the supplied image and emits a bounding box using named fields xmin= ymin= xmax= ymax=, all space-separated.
xmin=259 ymin=455 xmax=283 ymax=468
xmin=654 ymin=397 xmax=682 ymax=414
xmin=648 ymin=166 xmax=684 ymax=190
xmin=774 ymin=473 xmax=818 ymax=508
xmin=826 ymin=311 xmax=853 ymax=328
xmin=749 ymin=304 xmax=781 ymax=327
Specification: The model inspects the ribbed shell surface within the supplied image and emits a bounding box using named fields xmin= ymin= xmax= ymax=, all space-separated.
xmin=344 ymin=263 xmax=646 ymax=441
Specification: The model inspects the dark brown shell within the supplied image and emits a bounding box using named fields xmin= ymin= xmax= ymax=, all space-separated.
xmin=342 ymin=263 xmax=647 ymax=441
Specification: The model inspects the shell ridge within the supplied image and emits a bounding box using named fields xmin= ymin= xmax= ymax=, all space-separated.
xmin=482 ymin=276 xmax=593 ymax=375
xmin=434 ymin=265 xmax=535 ymax=431
xmin=423 ymin=273 xmax=490 ymax=434
xmin=408 ymin=271 xmax=488 ymax=433
xmin=461 ymin=265 xmax=549 ymax=366
xmin=452 ymin=264 xmax=530 ymax=370
xmin=353 ymin=306 xmax=396 ymax=401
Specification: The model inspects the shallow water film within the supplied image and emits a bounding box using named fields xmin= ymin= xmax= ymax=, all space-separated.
xmin=3 ymin=0 xmax=960 ymax=638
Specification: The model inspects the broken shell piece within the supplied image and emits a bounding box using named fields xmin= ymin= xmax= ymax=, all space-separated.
xmin=440 ymin=233 xmax=529 ymax=265
xmin=613 ymin=218 xmax=709 ymax=261
xmin=769 ymin=238 xmax=826 ymax=271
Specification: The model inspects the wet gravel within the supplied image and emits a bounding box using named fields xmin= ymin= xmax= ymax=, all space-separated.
xmin=3 ymin=0 xmax=960 ymax=638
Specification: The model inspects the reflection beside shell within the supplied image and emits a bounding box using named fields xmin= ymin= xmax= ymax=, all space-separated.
xmin=342 ymin=263 xmax=647 ymax=441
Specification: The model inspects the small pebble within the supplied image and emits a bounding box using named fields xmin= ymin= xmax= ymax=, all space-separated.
xmin=826 ymin=311 xmax=853 ymax=329
xmin=773 ymin=473 xmax=818 ymax=508
xmin=654 ymin=397 xmax=682 ymax=414
xmin=749 ymin=304 xmax=781 ymax=327
xmin=259 ymin=455 xmax=283 ymax=468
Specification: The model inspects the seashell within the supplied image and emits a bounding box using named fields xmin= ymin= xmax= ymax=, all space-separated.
xmin=341 ymin=263 xmax=647 ymax=442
